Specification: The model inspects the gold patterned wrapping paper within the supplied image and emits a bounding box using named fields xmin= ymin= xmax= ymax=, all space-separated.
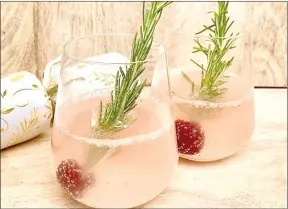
xmin=42 ymin=54 xmax=62 ymax=102
xmin=1 ymin=71 xmax=53 ymax=149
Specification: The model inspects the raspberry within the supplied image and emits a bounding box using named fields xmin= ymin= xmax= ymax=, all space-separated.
xmin=56 ymin=159 xmax=93 ymax=199
xmin=175 ymin=120 xmax=205 ymax=155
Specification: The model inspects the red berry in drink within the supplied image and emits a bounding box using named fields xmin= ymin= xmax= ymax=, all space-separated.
xmin=175 ymin=119 xmax=205 ymax=155
xmin=56 ymin=159 xmax=93 ymax=199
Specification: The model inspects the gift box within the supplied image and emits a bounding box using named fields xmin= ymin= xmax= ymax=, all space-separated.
xmin=1 ymin=71 xmax=53 ymax=149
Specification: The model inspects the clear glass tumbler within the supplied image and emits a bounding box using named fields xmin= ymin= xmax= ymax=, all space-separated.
xmin=166 ymin=3 xmax=255 ymax=162
xmin=51 ymin=34 xmax=178 ymax=208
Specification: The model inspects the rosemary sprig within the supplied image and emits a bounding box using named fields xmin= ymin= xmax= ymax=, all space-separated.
xmin=95 ymin=2 xmax=172 ymax=135
xmin=186 ymin=1 xmax=239 ymax=101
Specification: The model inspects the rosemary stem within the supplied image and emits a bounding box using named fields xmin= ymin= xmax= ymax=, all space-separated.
xmin=96 ymin=2 xmax=172 ymax=135
xmin=187 ymin=1 xmax=238 ymax=101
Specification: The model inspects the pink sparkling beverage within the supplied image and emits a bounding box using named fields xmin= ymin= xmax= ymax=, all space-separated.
xmin=165 ymin=19 xmax=254 ymax=161
xmin=52 ymin=95 xmax=177 ymax=208
xmin=170 ymin=69 xmax=255 ymax=161
xmin=51 ymin=34 xmax=178 ymax=208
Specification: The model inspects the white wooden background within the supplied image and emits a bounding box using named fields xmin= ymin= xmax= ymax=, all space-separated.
xmin=1 ymin=2 xmax=287 ymax=86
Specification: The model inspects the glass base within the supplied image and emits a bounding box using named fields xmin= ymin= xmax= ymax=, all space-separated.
xmin=179 ymin=141 xmax=249 ymax=162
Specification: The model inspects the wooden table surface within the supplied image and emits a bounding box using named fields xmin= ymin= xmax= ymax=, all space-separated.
xmin=1 ymin=89 xmax=287 ymax=208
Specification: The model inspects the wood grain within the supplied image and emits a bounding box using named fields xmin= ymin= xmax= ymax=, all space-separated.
xmin=1 ymin=2 xmax=287 ymax=86
xmin=35 ymin=2 xmax=141 ymax=75
xmin=247 ymin=2 xmax=287 ymax=87
xmin=1 ymin=89 xmax=287 ymax=208
xmin=1 ymin=2 xmax=38 ymax=76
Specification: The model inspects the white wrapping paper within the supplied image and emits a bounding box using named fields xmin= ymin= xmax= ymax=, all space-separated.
xmin=1 ymin=71 xmax=53 ymax=149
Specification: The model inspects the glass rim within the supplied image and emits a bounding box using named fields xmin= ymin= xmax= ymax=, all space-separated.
xmin=56 ymin=121 xmax=173 ymax=148
xmin=170 ymin=70 xmax=254 ymax=107
xmin=62 ymin=33 xmax=166 ymax=65
xmin=171 ymin=88 xmax=254 ymax=108
xmin=171 ymin=30 xmax=250 ymax=40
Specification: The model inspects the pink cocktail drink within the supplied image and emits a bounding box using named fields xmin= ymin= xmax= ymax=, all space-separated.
xmin=171 ymin=69 xmax=255 ymax=161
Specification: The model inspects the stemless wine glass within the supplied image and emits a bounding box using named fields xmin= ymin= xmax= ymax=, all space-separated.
xmin=165 ymin=3 xmax=255 ymax=162
xmin=51 ymin=34 xmax=178 ymax=208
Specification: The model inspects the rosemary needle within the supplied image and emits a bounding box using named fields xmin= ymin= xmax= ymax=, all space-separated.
xmin=95 ymin=2 xmax=172 ymax=135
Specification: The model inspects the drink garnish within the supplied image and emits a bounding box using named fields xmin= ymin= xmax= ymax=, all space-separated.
xmin=94 ymin=2 xmax=172 ymax=136
xmin=175 ymin=119 xmax=205 ymax=155
xmin=183 ymin=1 xmax=240 ymax=102
xmin=56 ymin=159 xmax=94 ymax=199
